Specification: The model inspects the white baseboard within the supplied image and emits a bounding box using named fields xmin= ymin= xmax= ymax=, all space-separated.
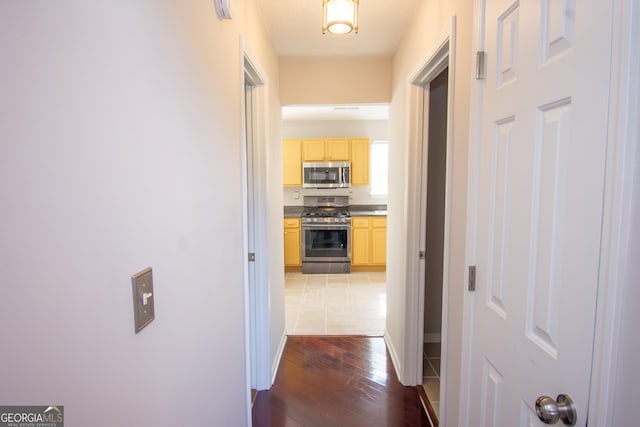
xmin=384 ymin=330 xmax=402 ymax=381
xmin=271 ymin=333 xmax=287 ymax=386
xmin=423 ymin=333 xmax=442 ymax=343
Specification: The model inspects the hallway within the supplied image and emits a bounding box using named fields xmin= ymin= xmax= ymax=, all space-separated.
xmin=252 ymin=336 xmax=432 ymax=426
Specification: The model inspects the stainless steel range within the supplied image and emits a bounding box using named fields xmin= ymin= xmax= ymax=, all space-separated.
xmin=301 ymin=195 xmax=351 ymax=274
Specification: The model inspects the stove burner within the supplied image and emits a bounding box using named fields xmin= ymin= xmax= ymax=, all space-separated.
xmin=302 ymin=208 xmax=350 ymax=218
xmin=301 ymin=195 xmax=351 ymax=225
xmin=302 ymin=208 xmax=351 ymax=225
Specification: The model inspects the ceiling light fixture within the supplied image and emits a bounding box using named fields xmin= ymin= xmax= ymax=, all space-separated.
xmin=322 ymin=0 xmax=359 ymax=35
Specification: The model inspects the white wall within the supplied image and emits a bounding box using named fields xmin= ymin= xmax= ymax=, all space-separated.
xmin=282 ymin=119 xmax=389 ymax=205
xmin=283 ymin=119 xmax=389 ymax=140
xmin=0 ymin=1 xmax=281 ymax=426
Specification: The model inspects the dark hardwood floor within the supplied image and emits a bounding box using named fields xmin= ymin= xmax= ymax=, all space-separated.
xmin=252 ymin=336 xmax=432 ymax=427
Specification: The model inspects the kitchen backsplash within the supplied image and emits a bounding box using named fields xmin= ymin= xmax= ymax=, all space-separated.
xmin=283 ymin=186 xmax=387 ymax=206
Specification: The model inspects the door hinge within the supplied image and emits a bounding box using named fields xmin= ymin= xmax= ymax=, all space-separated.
xmin=468 ymin=265 xmax=476 ymax=291
xmin=419 ymin=251 xmax=426 ymax=260
xmin=248 ymin=252 xmax=256 ymax=262
xmin=475 ymin=51 xmax=486 ymax=80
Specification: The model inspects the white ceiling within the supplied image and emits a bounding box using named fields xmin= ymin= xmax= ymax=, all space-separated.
xmin=282 ymin=104 xmax=389 ymax=121
xmin=255 ymin=0 xmax=420 ymax=57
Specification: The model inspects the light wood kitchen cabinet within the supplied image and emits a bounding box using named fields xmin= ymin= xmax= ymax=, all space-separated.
xmin=284 ymin=218 xmax=301 ymax=268
xmin=371 ymin=217 xmax=387 ymax=265
xmin=326 ymin=139 xmax=350 ymax=161
xmin=302 ymin=138 xmax=350 ymax=162
xmin=350 ymin=138 xmax=370 ymax=186
xmin=301 ymin=139 xmax=326 ymax=161
xmin=284 ymin=137 xmax=370 ymax=186
xmin=282 ymin=139 xmax=302 ymax=186
xmin=351 ymin=216 xmax=386 ymax=270
xmin=351 ymin=217 xmax=371 ymax=265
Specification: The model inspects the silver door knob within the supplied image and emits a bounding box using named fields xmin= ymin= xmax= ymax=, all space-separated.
xmin=535 ymin=394 xmax=577 ymax=426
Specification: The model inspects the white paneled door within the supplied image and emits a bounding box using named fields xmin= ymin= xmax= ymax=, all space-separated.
xmin=463 ymin=0 xmax=614 ymax=425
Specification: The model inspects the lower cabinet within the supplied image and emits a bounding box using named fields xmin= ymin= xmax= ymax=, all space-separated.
xmin=284 ymin=218 xmax=301 ymax=269
xmin=351 ymin=216 xmax=387 ymax=270
xmin=371 ymin=220 xmax=387 ymax=265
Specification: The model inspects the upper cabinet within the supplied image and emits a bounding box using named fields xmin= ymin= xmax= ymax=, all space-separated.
xmin=283 ymin=137 xmax=370 ymax=186
xmin=325 ymin=139 xmax=350 ymax=161
xmin=302 ymin=138 xmax=349 ymax=162
xmin=283 ymin=139 xmax=302 ymax=186
xmin=301 ymin=139 xmax=325 ymax=161
xmin=350 ymin=138 xmax=370 ymax=186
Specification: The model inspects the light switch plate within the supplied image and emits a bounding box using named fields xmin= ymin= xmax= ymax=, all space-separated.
xmin=132 ymin=267 xmax=154 ymax=333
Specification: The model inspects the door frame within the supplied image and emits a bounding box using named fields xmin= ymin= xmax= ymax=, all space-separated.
xmin=458 ymin=0 xmax=639 ymax=424
xmin=458 ymin=0 xmax=488 ymax=423
xmin=240 ymin=46 xmax=271 ymax=405
xmin=588 ymin=0 xmax=639 ymax=424
xmin=403 ymin=14 xmax=457 ymax=417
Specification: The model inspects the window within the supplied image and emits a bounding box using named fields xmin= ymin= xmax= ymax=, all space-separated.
xmin=370 ymin=141 xmax=388 ymax=196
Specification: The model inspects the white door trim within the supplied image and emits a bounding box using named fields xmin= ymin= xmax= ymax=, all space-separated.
xmin=240 ymin=44 xmax=271 ymax=409
xmin=588 ymin=0 xmax=639 ymax=424
xmin=458 ymin=0 xmax=486 ymax=423
xmin=403 ymin=15 xmax=456 ymax=419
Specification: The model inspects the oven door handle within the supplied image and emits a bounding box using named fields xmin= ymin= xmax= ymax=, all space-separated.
xmin=302 ymin=224 xmax=351 ymax=230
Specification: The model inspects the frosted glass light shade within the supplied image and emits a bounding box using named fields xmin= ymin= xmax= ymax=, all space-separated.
xmin=322 ymin=0 xmax=359 ymax=34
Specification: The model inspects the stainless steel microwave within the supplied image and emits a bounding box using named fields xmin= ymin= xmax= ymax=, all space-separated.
xmin=302 ymin=161 xmax=351 ymax=188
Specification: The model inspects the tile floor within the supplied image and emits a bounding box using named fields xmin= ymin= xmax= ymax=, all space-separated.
xmin=422 ymin=342 xmax=442 ymax=420
xmin=285 ymin=271 xmax=387 ymax=335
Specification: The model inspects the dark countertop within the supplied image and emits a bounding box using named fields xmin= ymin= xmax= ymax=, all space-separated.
xmin=284 ymin=206 xmax=304 ymax=218
xmin=349 ymin=204 xmax=388 ymax=216
xmin=283 ymin=204 xmax=387 ymax=217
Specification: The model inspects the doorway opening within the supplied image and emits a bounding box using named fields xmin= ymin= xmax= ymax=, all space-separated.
xmin=420 ymin=67 xmax=449 ymax=425
xmin=281 ymin=104 xmax=390 ymax=336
